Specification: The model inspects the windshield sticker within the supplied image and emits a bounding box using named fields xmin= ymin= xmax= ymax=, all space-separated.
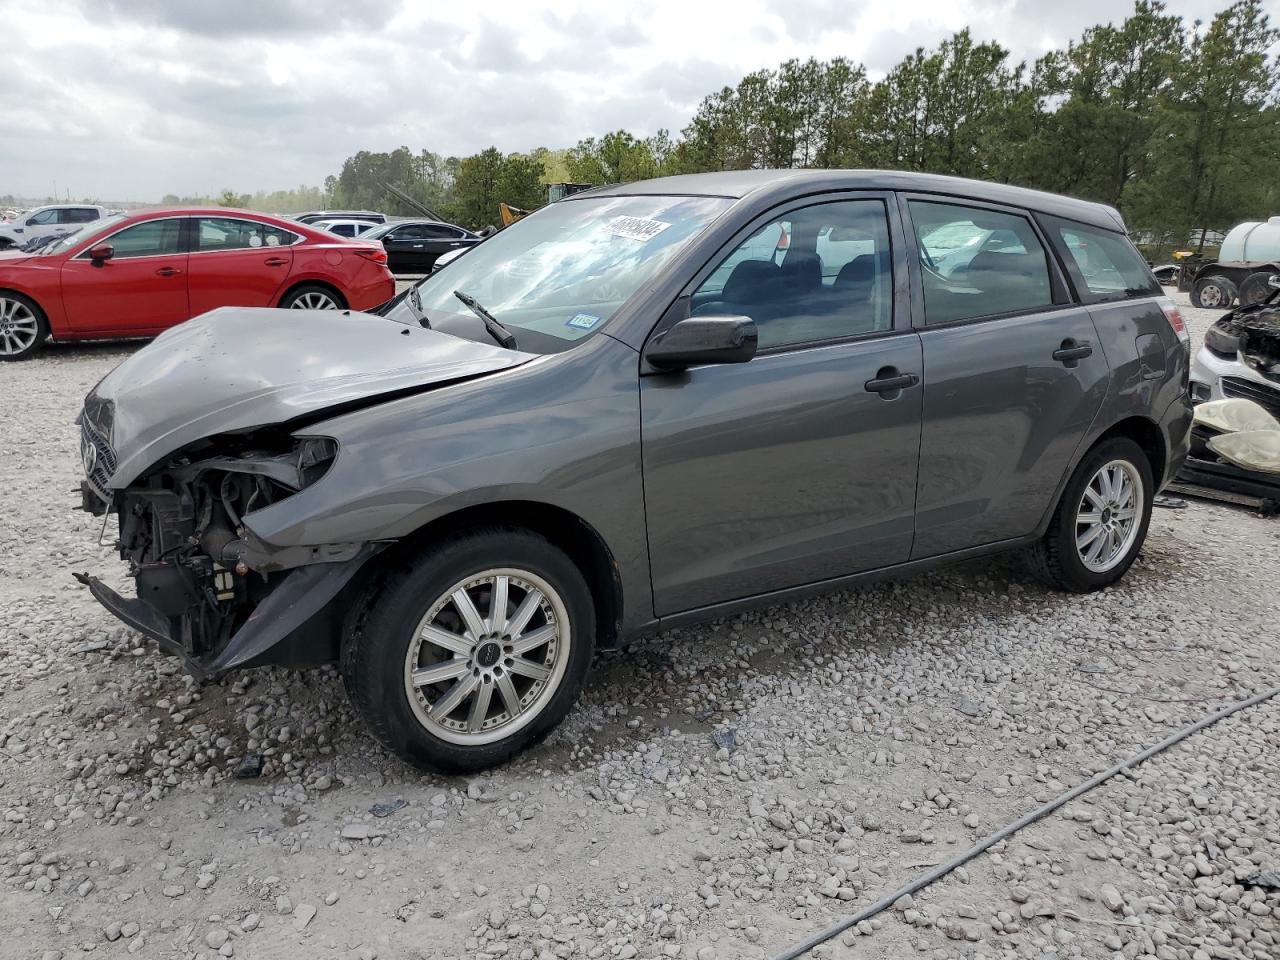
xmin=567 ymin=313 xmax=601 ymax=330
xmin=608 ymin=216 xmax=672 ymax=243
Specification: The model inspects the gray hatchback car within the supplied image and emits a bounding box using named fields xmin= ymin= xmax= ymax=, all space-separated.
xmin=76 ymin=170 xmax=1192 ymax=771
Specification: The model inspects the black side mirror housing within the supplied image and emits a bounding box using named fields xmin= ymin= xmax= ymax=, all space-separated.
xmin=646 ymin=316 xmax=758 ymax=371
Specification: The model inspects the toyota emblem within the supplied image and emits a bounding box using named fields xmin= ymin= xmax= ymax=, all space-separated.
xmin=81 ymin=437 xmax=98 ymax=476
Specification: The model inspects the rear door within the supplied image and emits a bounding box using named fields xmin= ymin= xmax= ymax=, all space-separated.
xmin=60 ymin=217 xmax=188 ymax=334
xmin=902 ymin=196 xmax=1109 ymax=558
xmin=641 ymin=194 xmax=923 ymax=615
xmin=187 ymin=216 xmax=298 ymax=316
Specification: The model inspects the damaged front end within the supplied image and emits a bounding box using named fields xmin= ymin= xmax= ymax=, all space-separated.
xmin=77 ymin=416 xmax=379 ymax=678
xmin=1205 ymin=302 xmax=1280 ymax=379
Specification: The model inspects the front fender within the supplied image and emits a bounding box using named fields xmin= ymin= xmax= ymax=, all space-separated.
xmin=242 ymin=333 xmax=653 ymax=628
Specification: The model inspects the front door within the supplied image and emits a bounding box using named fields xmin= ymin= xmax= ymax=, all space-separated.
xmin=902 ymin=197 xmax=1109 ymax=557
xmin=641 ymin=196 xmax=924 ymax=616
xmin=380 ymin=223 xmax=431 ymax=272
xmin=188 ymin=216 xmax=297 ymax=316
xmin=60 ymin=217 xmax=188 ymax=334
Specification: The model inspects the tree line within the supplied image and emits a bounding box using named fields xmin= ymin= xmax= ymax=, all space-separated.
xmin=307 ymin=0 xmax=1279 ymax=249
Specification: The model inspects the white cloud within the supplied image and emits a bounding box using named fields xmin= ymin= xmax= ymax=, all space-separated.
xmin=0 ymin=0 xmax=1237 ymax=201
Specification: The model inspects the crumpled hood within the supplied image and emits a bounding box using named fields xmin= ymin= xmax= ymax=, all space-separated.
xmin=90 ymin=307 xmax=534 ymax=487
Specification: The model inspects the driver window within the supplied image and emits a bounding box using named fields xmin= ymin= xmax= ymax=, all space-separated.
xmin=909 ymin=201 xmax=1052 ymax=325
xmin=691 ymin=199 xmax=893 ymax=350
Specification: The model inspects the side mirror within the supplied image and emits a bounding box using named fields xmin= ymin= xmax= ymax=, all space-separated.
xmin=646 ymin=315 xmax=758 ymax=370
xmin=88 ymin=242 xmax=114 ymax=264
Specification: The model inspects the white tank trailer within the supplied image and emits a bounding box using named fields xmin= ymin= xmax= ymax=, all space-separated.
xmin=1185 ymin=217 xmax=1280 ymax=309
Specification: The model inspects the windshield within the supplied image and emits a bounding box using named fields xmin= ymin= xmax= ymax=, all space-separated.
xmin=403 ymin=195 xmax=733 ymax=350
xmin=39 ymin=214 xmax=127 ymax=256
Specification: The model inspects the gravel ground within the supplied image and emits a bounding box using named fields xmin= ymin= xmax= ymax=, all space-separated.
xmin=1 ymin=291 xmax=1277 ymax=960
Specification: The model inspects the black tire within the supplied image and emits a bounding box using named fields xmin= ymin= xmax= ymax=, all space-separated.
xmin=1191 ymin=275 xmax=1237 ymax=310
xmin=1025 ymin=437 xmax=1154 ymax=593
xmin=1238 ymin=271 xmax=1276 ymax=307
xmin=278 ymin=283 xmax=346 ymax=310
xmin=342 ymin=528 xmax=595 ymax=772
xmin=0 ymin=291 xmax=49 ymax=361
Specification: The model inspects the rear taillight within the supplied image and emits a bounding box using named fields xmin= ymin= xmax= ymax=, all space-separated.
xmin=355 ymin=247 xmax=388 ymax=265
xmin=1158 ymin=296 xmax=1189 ymax=346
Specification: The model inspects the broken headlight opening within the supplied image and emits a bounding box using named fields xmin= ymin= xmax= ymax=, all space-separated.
xmin=82 ymin=433 xmax=344 ymax=672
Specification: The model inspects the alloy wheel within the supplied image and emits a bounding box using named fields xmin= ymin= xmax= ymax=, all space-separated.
xmin=0 ymin=297 xmax=39 ymax=356
xmin=1075 ymin=459 xmax=1143 ymax=573
xmin=403 ymin=568 xmax=571 ymax=746
xmin=290 ymin=290 xmax=339 ymax=310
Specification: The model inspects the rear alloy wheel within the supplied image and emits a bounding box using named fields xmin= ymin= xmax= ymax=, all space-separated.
xmin=1238 ymin=271 xmax=1276 ymax=307
xmin=1025 ymin=437 xmax=1154 ymax=592
xmin=1191 ymin=274 xmax=1237 ymax=310
xmin=0 ymin=292 xmax=48 ymax=360
xmin=280 ymin=285 xmax=344 ymax=310
xmin=342 ymin=528 xmax=595 ymax=772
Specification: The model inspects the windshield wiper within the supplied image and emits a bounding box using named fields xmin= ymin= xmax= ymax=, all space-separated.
xmin=408 ymin=284 xmax=430 ymax=328
xmin=453 ymin=289 xmax=517 ymax=348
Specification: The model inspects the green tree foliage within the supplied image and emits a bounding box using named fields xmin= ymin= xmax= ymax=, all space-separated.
xmin=1150 ymin=0 xmax=1280 ymax=249
xmin=443 ymin=147 xmax=546 ymax=229
xmin=237 ymin=1 xmax=1280 ymax=245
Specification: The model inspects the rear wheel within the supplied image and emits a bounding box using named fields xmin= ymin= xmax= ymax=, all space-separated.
xmin=1238 ymin=271 xmax=1276 ymax=307
xmin=1026 ymin=437 xmax=1154 ymax=593
xmin=341 ymin=528 xmax=595 ymax=772
xmin=1191 ymin=274 xmax=1237 ymax=309
xmin=280 ymin=284 xmax=345 ymax=310
xmin=0 ymin=292 xmax=48 ymax=361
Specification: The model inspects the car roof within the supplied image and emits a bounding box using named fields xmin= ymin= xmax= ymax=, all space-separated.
xmin=574 ymin=169 xmax=1127 ymax=233
xmin=30 ymin=202 xmax=106 ymax=210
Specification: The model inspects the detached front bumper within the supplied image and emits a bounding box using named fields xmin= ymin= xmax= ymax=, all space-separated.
xmin=77 ymin=543 xmax=383 ymax=678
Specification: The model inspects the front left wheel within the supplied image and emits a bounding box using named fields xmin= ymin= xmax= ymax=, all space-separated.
xmin=342 ymin=528 xmax=595 ymax=772
xmin=0 ymin=292 xmax=49 ymax=361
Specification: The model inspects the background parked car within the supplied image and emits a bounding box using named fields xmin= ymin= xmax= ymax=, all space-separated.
xmin=310 ymin=218 xmax=381 ymax=238
xmin=0 ymin=203 xmax=108 ymax=250
xmin=294 ymin=210 xmax=386 ymax=225
xmin=0 ymin=207 xmax=394 ymax=360
xmin=361 ymin=219 xmax=482 ymax=273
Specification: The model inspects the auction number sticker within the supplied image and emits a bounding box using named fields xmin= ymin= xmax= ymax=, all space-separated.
xmin=608 ymin=216 xmax=671 ymax=242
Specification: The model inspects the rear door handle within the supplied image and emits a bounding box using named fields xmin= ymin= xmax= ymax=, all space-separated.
xmin=155 ymin=267 xmax=181 ymax=277
xmin=1053 ymin=339 xmax=1093 ymax=366
xmin=864 ymin=369 xmax=919 ymax=395
xmin=264 ymin=257 xmax=288 ymax=267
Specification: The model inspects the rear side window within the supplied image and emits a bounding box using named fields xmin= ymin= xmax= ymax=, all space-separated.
xmin=1043 ymin=217 xmax=1160 ymax=301
xmin=64 ymin=208 xmax=100 ymax=223
xmin=908 ymin=201 xmax=1053 ymax=325
xmin=197 ymin=217 xmax=298 ymax=251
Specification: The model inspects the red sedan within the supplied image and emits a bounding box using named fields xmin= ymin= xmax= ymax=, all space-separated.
xmin=0 ymin=208 xmax=395 ymax=360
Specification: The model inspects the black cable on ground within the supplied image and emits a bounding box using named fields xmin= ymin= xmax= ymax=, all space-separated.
xmin=769 ymin=683 xmax=1280 ymax=960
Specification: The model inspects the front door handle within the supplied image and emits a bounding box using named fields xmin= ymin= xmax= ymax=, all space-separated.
xmin=155 ymin=267 xmax=181 ymax=277
xmin=264 ymin=257 xmax=288 ymax=267
xmin=1052 ymin=338 xmax=1093 ymax=366
xmin=864 ymin=368 xmax=919 ymax=396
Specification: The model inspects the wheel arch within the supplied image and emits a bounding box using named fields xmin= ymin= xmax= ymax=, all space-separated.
xmin=360 ymin=500 xmax=624 ymax=651
xmin=1091 ymin=415 xmax=1167 ymax=489
xmin=277 ymin=278 xmax=347 ymax=309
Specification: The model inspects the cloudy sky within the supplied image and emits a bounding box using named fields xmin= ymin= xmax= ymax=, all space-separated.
xmin=1 ymin=0 xmax=1241 ymax=202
